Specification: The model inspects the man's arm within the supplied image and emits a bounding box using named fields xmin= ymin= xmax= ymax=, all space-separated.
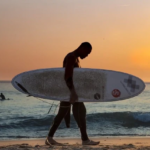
xmin=64 ymin=56 xmax=75 ymax=91
xmin=64 ymin=56 xmax=78 ymax=103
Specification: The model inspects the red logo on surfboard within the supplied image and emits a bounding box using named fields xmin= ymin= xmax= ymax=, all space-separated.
xmin=112 ymin=89 xmax=121 ymax=98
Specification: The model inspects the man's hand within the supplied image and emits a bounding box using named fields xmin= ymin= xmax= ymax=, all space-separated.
xmin=70 ymin=90 xmax=78 ymax=104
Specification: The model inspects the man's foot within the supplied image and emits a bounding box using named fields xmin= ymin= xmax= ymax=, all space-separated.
xmin=82 ymin=139 xmax=100 ymax=145
xmin=45 ymin=137 xmax=65 ymax=146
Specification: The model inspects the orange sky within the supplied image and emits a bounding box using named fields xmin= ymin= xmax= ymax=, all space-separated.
xmin=0 ymin=0 xmax=150 ymax=81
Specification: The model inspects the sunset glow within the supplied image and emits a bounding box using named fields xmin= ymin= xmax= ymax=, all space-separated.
xmin=0 ymin=0 xmax=150 ymax=81
xmin=131 ymin=49 xmax=150 ymax=69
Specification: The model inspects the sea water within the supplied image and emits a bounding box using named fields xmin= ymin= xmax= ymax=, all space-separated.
xmin=0 ymin=81 xmax=150 ymax=140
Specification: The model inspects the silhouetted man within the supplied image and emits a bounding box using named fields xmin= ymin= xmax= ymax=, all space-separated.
xmin=46 ymin=42 xmax=99 ymax=146
xmin=0 ymin=93 xmax=6 ymax=100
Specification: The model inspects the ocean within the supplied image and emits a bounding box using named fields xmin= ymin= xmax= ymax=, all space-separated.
xmin=0 ymin=81 xmax=150 ymax=140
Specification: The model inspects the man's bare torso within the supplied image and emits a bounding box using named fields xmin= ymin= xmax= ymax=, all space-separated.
xmin=63 ymin=52 xmax=80 ymax=68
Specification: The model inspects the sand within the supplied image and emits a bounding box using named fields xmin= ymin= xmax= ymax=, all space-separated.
xmin=0 ymin=137 xmax=150 ymax=150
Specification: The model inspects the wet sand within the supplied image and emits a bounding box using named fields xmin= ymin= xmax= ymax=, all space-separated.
xmin=1 ymin=137 xmax=150 ymax=150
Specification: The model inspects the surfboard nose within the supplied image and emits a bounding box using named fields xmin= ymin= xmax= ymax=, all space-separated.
xmin=11 ymin=75 xmax=29 ymax=95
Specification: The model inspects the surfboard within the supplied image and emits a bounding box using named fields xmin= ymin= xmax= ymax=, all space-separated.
xmin=11 ymin=68 xmax=145 ymax=102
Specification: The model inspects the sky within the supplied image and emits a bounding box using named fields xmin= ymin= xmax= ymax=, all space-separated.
xmin=0 ymin=0 xmax=150 ymax=81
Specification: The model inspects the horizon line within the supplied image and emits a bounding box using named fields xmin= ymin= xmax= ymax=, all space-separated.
xmin=0 ymin=80 xmax=150 ymax=84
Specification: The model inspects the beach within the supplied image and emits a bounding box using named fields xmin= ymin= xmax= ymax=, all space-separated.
xmin=1 ymin=137 xmax=150 ymax=150
xmin=1 ymin=82 xmax=150 ymax=150
xmin=1 ymin=0 xmax=150 ymax=148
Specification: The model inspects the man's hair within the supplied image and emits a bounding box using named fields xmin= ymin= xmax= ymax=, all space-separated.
xmin=78 ymin=42 xmax=92 ymax=50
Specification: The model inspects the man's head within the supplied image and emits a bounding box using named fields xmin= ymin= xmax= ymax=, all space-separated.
xmin=77 ymin=42 xmax=92 ymax=59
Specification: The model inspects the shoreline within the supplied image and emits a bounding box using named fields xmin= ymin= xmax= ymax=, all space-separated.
xmin=1 ymin=135 xmax=150 ymax=141
xmin=1 ymin=136 xmax=150 ymax=149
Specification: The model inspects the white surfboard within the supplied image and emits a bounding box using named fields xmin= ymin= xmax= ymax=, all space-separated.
xmin=11 ymin=68 xmax=145 ymax=102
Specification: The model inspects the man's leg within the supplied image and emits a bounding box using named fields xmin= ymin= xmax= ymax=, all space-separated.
xmin=46 ymin=101 xmax=71 ymax=145
xmin=64 ymin=106 xmax=71 ymax=128
xmin=72 ymin=102 xmax=99 ymax=145
xmin=72 ymin=102 xmax=88 ymax=141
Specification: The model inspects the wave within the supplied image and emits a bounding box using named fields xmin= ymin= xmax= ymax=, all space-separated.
xmin=1 ymin=112 xmax=150 ymax=129
xmin=86 ymin=112 xmax=150 ymax=128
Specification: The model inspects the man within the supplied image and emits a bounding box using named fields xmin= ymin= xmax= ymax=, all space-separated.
xmin=46 ymin=42 xmax=99 ymax=145
xmin=0 ymin=93 xmax=6 ymax=100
